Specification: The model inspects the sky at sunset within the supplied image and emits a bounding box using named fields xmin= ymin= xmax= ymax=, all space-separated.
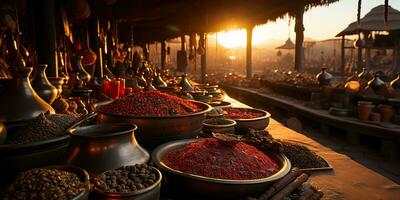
xmin=216 ymin=0 xmax=400 ymax=48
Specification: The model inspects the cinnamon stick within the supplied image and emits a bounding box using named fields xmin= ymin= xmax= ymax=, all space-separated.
xmin=258 ymin=168 xmax=301 ymax=199
xmin=270 ymin=173 xmax=310 ymax=200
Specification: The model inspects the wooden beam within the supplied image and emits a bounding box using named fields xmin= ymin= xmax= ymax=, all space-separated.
xmin=201 ymin=33 xmax=207 ymax=83
xmin=33 ymin=0 xmax=58 ymax=77
xmin=294 ymin=7 xmax=304 ymax=72
xmin=341 ymin=35 xmax=345 ymax=76
xmin=246 ymin=26 xmax=253 ymax=79
xmin=161 ymin=41 xmax=166 ymax=69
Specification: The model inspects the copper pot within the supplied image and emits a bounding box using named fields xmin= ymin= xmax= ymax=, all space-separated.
xmin=63 ymin=123 xmax=149 ymax=175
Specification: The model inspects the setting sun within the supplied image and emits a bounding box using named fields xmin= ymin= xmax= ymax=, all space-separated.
xmin=216 ymin=27 xmax=275 ymax=49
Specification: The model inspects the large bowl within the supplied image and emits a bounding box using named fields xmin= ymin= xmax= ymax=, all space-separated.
xmin=91 ymin=167 xmax=162 ymax=200
xmin=152 ymin=139 xmax=291 ymax=199
xmin=96 ymin=100 xmax=212 ymax=148
xmin=0 ymin=113 xmax=96 ymax=185
xmin=224 ymin=108 xmax=271 ymax=133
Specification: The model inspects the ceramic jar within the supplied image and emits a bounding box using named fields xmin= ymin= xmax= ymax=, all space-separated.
xmin=31 ymin=64 xmax=58 ymax=104
xmin=0 ymin=67 xmax=55 ymax=123
xmin=368 ymin=74 xmax=386 ymax=92
xmin=316 ymin=67 xmax=333 ymax=86
xmin=153 ymin=73 xmax=168 ymax=88
xmin=179 ymin=74 xmax=194 ymax=92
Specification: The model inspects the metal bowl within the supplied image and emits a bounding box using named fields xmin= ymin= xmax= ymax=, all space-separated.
xmin=0 ymin=114 xmax=95 ymax=185
xmin=152 ymin=139 xmax=291 ymax=199
xmin=96 ymin=101 xmax=212 ymax=148
xmin=202 ymin=118 xmax=237 ymax=134
xmin=224 ymin=108 xmax=271 ymax=132
xmin=91 ymin=167 xmax=162 ymax=200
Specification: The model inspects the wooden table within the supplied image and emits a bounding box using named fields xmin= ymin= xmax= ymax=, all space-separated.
xmin=222 ymin=85 xmax=400 ymax=161
xmin=225 ymin=95 xmax=400 ymax=200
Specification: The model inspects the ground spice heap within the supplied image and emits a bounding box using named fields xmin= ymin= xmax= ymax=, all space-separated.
xmin=98 ymin=91 xmax=201 ymax=117
xmin=224 ymin=108 xmax=265 ymax=119
xmin=162 ymin=138 xmax=279 ymax=180
xmin=243 ymin=129 xmax=329 ymax=169
xmin=4 ymin=168 xmax=84 ymax=200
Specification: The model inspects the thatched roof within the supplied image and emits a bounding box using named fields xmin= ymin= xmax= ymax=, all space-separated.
xmin=94 ymin=0 xmax=338 ymax=43
xmin=276 ymin=38 xmax=295 ymax=49
xmin=336 ymin=5 xmax=400 ymax=36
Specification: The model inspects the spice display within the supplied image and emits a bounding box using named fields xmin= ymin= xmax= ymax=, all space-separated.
xmin=47 ymin=113 xmax=77 ymax=129
xmin=280 ymin=141 xmax=329 ymax=169
xmin=98 ymin=91 xmax=201 ymax=117
xmin=224 ymin=108 xmax=265 ymax=119
xmin=6 ymin=113 xmax=76 ymax=145
xmin=94 ymin=164 xmax=157 ymax=193
xmin=244 ymin=129 xmax=283 ymax=153
xmin=162 ymin=138 xmax=279 ymax=180
xmin=243 ymin=129 xmax=329 ymax=169
xmin=3 ymin=168 xmax=84 ymax=200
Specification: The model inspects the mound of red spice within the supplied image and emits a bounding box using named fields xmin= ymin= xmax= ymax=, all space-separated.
xmin=224 ymin=108 xmax=265 ymax=119
xmin=98 ymin=91 xmax=201 ymax=117
xmin=162 ymin=138 xmax=279 ymax=180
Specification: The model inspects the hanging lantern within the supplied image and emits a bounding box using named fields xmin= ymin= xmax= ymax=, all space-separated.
xmin=276 ymin=50 xmax=282 ymax=57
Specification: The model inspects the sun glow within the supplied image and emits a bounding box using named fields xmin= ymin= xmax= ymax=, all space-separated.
xmin=216 ymin=27 xmax=276 ymax=49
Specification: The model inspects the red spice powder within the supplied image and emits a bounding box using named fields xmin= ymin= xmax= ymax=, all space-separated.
xmin=162 ymin=138 xmax=279 ymax=180
xmin=98 ymin=91 xmax=201 ymax=117
xmin=224 ymin=108 xmax=265 ymax=119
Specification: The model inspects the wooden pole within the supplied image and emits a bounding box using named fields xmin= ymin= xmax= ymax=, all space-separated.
xmin=341 ymin=35 xmax=345 ymax=76
xmin=246 ymin=26 xmax=253 ymax=79
xmin=201 ymin=33 xmax=207 ymax=83
xmin=88 ymin=0 xmax=103 ymax=78
xmin=161 ymin=41 xmax=166 ymax=70
xmin=294 ymin=7 xmax=305 ymax=72
xmin=33 ymin=0 xmax=58 ymax=77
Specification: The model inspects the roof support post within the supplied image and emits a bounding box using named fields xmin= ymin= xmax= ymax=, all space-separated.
xmin=33 ymin=0 xmax=58 ymax=77
xmin=357 ymin=47 xmax=363 ymax=73
xmin=201 ymin=33 xmax=207 ymax=83
xmin=161 ymin=41 xmax=166 ymax=70
xmin=295 ymin=7 xmax=305 ymax=72
xmin=88 ymin=0 xmax=103 ymax=78
xmin=341 ymin=35 xmax=345 ymax=76
xmin=246 ymin=26 xmax=253 ymax=79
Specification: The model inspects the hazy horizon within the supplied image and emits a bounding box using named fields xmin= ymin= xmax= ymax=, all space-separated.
xmin=211 ymin=0 xmax=400 ymax=48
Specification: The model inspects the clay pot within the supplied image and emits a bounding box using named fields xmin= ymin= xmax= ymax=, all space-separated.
xmin=358 ymin=104 xmax=374 ymax=122
xmin=31 ymin=64 xmax=58 ymax=104
xmin=370 ymin=112 xmax=381 ymax=122
xmin=379 ymin=104 xmax=394 ymax=122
